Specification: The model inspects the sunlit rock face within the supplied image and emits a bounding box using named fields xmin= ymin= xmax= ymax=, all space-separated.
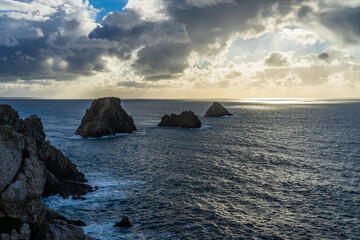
xmin=0 ymin=105 xmax=91 ymax=198
xmin=75 ymin=97 xmax=137 ymax=138
xmin=158 ymin=111 xmax=201 ymax=129
xmin=0 ymin=126 xmax=46 ymax=227
xmin=205 ymin=102 xmax=232 ymax=117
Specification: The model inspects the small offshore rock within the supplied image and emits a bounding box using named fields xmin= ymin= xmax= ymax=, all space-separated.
xmin=113 ymin=216 xmax=132 ymax=228
xmin=205 ymin=102 xmax=233 ymax=117
xmin=158 ymin=111 xmax=201 ymax=129
xmin=71 ymin=195 xmax=87 ymax=201
xmin=75 ymin=97 xmax=136 ymax=138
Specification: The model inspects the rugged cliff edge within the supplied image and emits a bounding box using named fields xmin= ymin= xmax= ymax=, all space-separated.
xmin=0 ymin=104 xmax=92 ymax=198
xmin=205 ymin=102 xmax=232 ymax=117
xmin=75 ymin=97 xmax=137 ymax=138
xmin=158 ymin=111 xmax=201 ymax=129
xmin=0 ymin=105 xmax=95 ymax=240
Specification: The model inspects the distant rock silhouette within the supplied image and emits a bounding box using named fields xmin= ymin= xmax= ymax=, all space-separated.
xmin=158 ymin=111 xmax=201 ymax=129
xmin=113 ymin=216 xmax=132 ymax=228
xmin=205 ymin=102 xmax=232 ymax=117
xmin=75 ymin=97 xmax=136 ymax=138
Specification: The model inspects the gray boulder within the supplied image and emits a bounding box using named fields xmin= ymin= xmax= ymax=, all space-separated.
xmin=205 ymin=102 xmax=232 ymax=117
xmin=158 ymin=111 xmax=201 ymax=129
xmin=75 ymin=97 xmax=136 ymax=138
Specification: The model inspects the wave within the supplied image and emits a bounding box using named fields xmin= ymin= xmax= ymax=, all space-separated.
xmin=68 ymin=132 xmax=137 ymax=140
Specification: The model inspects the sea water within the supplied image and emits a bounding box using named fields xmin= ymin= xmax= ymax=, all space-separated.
xmin=1 ymin=99 xmax=359 ymax=239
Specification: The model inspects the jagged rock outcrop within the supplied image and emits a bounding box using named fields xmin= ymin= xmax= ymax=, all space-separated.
xmin=158 ymin=111 xmax=201 ymax=129
xmin=0 ymin=125 xmax=94 ymax=240
xmin=205 ymin=102 xmax=232 ymax=117
xmin=75 ymin=97 xmax=137 ymax=138
xmin=0 ymin=104 xmax=92 ymax=198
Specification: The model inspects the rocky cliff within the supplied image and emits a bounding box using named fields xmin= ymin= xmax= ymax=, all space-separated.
xmin=205 ymin=102 xmax=232 ymax=117
xmin=158 ymin=111 xmax=201 ymax=129
xmin=75 ymin=97 xmax=137 ymax=138
xmin=0 ymin=104 xmax=92 ymax=198
xmin=0 ymin=105 xmax=96 ymax=239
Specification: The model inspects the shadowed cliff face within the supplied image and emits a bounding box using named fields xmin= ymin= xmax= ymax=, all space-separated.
xmin=75 ymin=97 xmax=137 ymax=138
xmin=158 ymin=110 xmax=201 ymax=129
xmin=0 ymin=105 xmax=96 ymax=240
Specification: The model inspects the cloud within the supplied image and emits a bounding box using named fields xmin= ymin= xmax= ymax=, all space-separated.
xmin=0 ymin=0 xmax=360 ymax=94
xmin=88 ymin=0 xmax=303 ymax=80
xmin=317 ymin=5 xmax=360 ymax=46
xmin=0 ymin=0 xmax=101 ymax=81
xmin=279 ymin=28 xmax=323 ymax=46
xmin=184 ymin=0 xmax=235 ymax=8
xmin=264 ymin=52 xmax=292 ymax=67
xmin=318 ymin=52 xmax=329 ymax=60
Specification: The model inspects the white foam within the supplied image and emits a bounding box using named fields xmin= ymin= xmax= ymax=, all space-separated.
xmin=42 ymin=174 xmax=145 ymax=212
xmin=84 ymin=222 xmax=148 ymax=240
xmin=159 ymin=125 xmax=211 ymax=130
xmin=198 ymin=124 xmax=211 ymax=130
xmin=68 ymin=132 xmax=136 ymax=140
xmin=68 ymin=135 xmax=82 ymax=140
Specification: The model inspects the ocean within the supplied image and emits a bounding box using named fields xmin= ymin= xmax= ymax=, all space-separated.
xmin=0 ymin=98 xmax=359 ymax=239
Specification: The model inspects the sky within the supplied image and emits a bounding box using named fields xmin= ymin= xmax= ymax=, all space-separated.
xmin=1 ymin=0 xmax=360 ymax=99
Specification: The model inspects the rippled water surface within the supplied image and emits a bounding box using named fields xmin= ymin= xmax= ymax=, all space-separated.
xmin=1 ymin=99 xmax=359 ymax=239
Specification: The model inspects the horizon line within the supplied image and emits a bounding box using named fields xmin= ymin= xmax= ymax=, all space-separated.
xmin=1 ymin=97 xmax=360 ymax=101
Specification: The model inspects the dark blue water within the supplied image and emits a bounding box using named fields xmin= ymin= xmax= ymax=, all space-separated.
xmin=1 ymin=99 xmax=359 ymax=239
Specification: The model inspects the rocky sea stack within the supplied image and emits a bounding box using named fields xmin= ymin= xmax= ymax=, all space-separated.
xmin=75 ymin=97 xmax=136 ymax=138
xmin=158 ymin=111 xmax=201 ymax=129
xmin=205 ymin=102 xmax=232 ymax=117
xmin=0 ymin=104 xmax=94 ymax=240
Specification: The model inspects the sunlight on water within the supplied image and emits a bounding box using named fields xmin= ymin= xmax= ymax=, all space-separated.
xmin=1 ymin=99 xmax=359 ymax=239
xmin=236 ymin=98 xmax=360 ymax=104
xmin=238 ymin=98 xmax=318 ymax=104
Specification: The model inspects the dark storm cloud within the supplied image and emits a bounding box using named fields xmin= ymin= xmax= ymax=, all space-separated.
xmin=0 ymin=3 xmax=115 ymax=81
xmin=297 ymin=5 xmax=312 ymax=18
xmin=89 ymin=0 xmax=304 ymax=80
xmin=0 ymin=0 xmax=306 ymax=81
xmin=89 ymin=10 xmax=190 ymax=62
xmin=1 ymin=0 xmax=359 ymax=82
xmin=318 ymin=6 xmax=360 ymax=45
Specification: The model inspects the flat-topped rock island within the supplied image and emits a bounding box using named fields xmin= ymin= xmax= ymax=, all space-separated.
xmin=158 ymin=111 xmax=201 ymax=129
